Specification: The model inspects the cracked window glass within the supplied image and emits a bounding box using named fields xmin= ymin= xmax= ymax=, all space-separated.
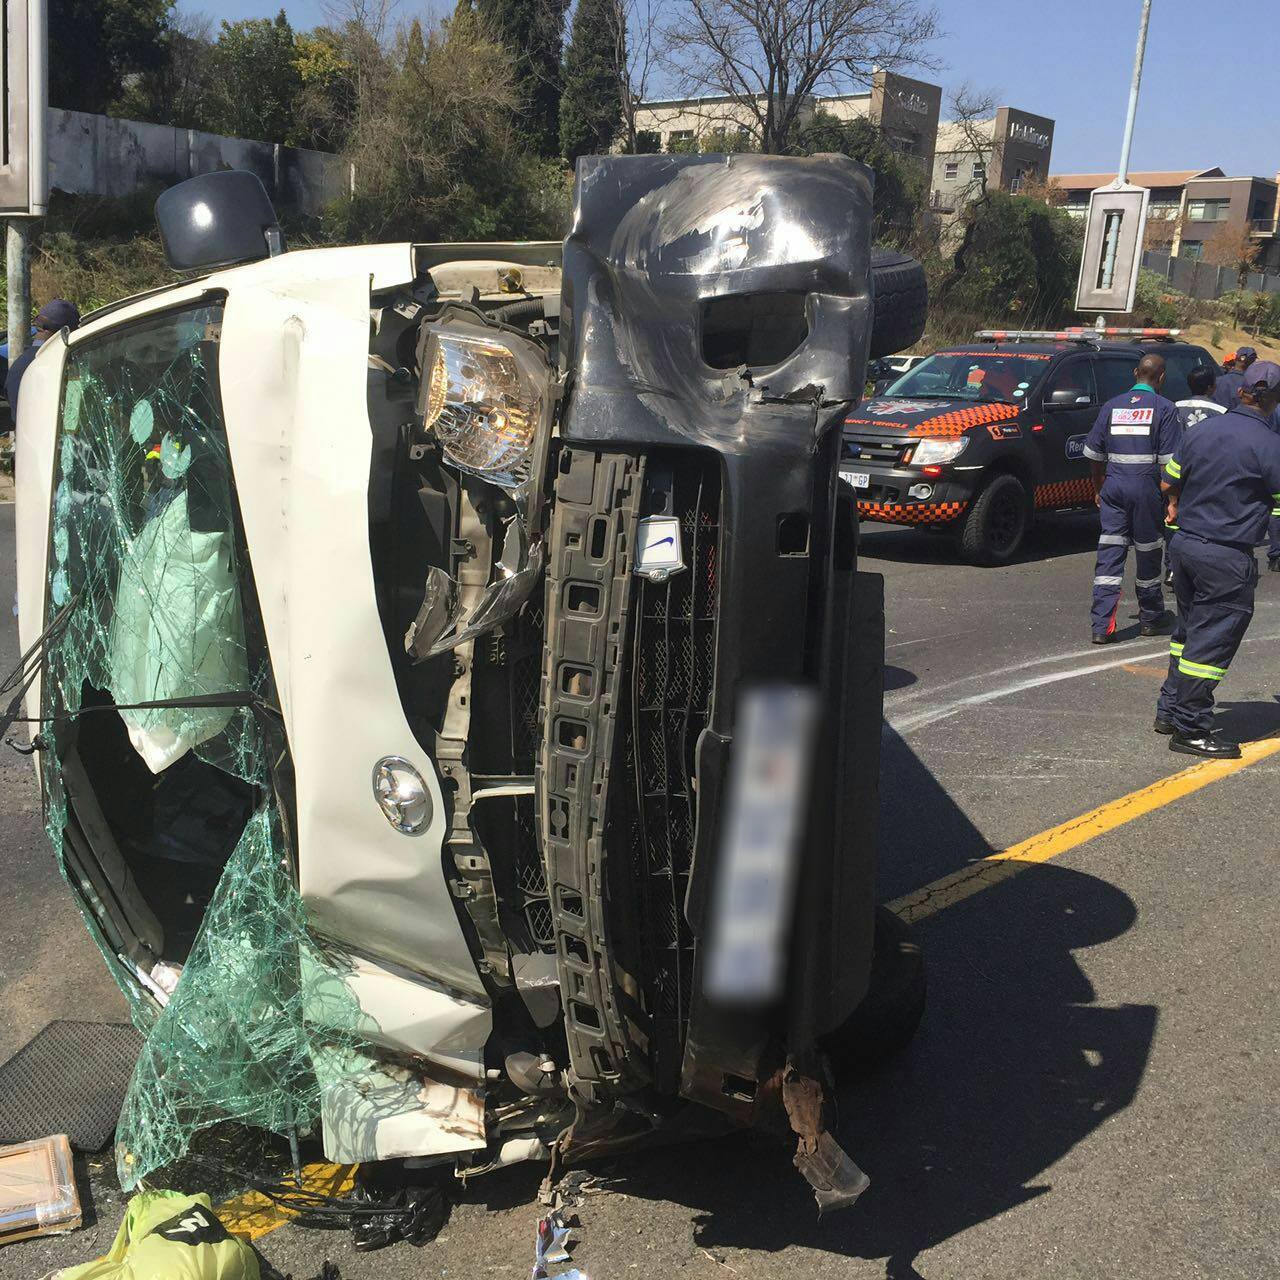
xmin=40 ymin=300 xmax=366 ymax=1189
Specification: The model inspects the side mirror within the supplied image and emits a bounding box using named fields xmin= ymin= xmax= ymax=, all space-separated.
xmin=155 ymin=170 xmax=285 ymax=272
xmin=1047 ymin=388 xmax=1091 ymax=408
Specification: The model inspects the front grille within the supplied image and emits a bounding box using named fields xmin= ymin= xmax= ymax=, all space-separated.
xmin=844 ymin=433 xmax=910 ymax=466
xmin=623 ymin=452 xmax=720 ymax=1089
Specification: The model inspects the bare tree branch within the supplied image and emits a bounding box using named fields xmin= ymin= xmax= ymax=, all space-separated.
xmin=662 ymin=0 xmax=941 ymax=153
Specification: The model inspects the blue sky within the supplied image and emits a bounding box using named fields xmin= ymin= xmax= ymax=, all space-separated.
xmin=181 ymin=0 xmax=1280 ymax=178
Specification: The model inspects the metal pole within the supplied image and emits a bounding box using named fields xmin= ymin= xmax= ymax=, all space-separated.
xmin=1116 ymin=0 xmax=1152 ymax=186
xmin=7 ymin=221 xmax=31 ymax=363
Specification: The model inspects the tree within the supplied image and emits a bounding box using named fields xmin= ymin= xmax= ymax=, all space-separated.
xmin=49 ymin=0 xmax=170 ymax=114
xmin=662 ymin=0 xmax=939 ymax=154
xmin=329 ymin=8 xmax=569 ymax=244
xmin=293 ymin=28 xmax=358 ymax=150
xmin=1202 ymin=224 xmax=1262 ymax=325
xmin=476 ymin=0 xmax=570 ymax=156
xmin=204 ymin=12 xmax=303 ymax=142
xmin=116 ymin=10 xmax=218 ymax=129
xmin=940 ymin=191 xmax=1083 ymax=324
xmin=794 ymin=112 xmax=924 ymax=246
xmin=560 ymin=0 xmax=624 ymax=161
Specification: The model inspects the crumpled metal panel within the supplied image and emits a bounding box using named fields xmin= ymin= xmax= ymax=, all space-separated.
xmin=560 ymin=151 xmax=876 ymax=448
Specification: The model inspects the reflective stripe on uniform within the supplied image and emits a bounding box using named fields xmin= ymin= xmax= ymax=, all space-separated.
xmin=1165 ymin=521 xmax=1179 ymax=530
xmin=1082 ymin=445 xmax=1106 ymax=461
xmin=1158 ymin=453 xmax=1174 ymax=464
xmin=1169 ymin=641 xmax=1184 ymax=657
xmin=1165 ymin=460 xmax=1182 ymax=478
xmin=1135 ymin=575 xmax=1163 ymax=588
xmin=1133 ymin=538 xmax=1163 ymax=551
xmin=1098 ymin=534 xmax=1130 ymax=546
xmin=1178 ymin=658 xmax=1228 ymax=680
xmin=1272 ymin=508 xmax=1280 ymax=517
xmin=1093 ymin=575 xmax=1123 ymax=586
xmin=1109 ymin=453 xmax=1157 ymax=464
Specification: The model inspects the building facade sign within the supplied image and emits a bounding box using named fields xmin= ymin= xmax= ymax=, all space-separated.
xmin=1009 ymin=121 xmax=1051 ymax=149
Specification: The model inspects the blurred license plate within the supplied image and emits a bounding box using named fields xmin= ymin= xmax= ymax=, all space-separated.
xmin=840 ymin=468 xmax=870 ymax=489
xmin=704 ymin=684 xmax=819 ymax=1005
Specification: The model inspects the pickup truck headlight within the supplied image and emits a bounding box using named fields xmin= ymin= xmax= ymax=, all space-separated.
xmin=421 ymin=327 xmax=545 ymax=486
xmin=909 ymin=437 xmax=968 ymax=467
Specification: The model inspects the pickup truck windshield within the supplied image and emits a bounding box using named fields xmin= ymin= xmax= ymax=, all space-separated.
xmin=885 ymin=350 xmax=1053 ymax=403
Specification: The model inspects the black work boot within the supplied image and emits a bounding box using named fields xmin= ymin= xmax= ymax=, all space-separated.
xmin=1152 ymin=718 xmax=1175 ymax=735
xmin=1169 ymin=731 xmax=1241 ymax=760
xmin=1091 ymin=631 xmax=1116 ymax=645
xmin=1139 ymin=612 xmax=1172 ymax=637
xmin=1269 ymin=558 xmax=1280 ymax=574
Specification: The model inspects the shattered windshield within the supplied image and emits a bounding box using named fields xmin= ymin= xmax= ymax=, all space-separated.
xmin=885 ymin=350 xmax=1053 ymax=403
xmin=40 ymin=300 xmax=365 ymax=1190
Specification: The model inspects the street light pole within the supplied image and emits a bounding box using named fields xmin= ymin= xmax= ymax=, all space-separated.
xmin=1116 ymin=0 xmax=1153 ymax=186
xmin=7 ymin=221 xmax=31 ymax=362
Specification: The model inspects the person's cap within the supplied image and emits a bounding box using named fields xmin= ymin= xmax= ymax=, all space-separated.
xmin=1236 ymin=346 xmax=1257 ymax=363
xmin=1241 ymin=359 xmax=1280 ymax=391
xmin=1224 ymin=350 xmax=1237 ymax=362
xmin=35 ymin=299 xmax=79 ymax=331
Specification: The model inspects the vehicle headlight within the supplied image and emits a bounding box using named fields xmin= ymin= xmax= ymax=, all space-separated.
xmin=420 ymin=326 xmax=545 ymax=486
xmin=910 ymin=437 xmax=969 ymax=466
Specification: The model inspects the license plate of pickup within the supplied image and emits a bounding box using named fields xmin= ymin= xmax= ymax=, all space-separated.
xmin=840 ymin=468 xmax=870 ymax=489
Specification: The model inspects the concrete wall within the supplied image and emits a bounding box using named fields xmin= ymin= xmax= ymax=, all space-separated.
xmin=47 ymin=109 xmax=350 ymax=214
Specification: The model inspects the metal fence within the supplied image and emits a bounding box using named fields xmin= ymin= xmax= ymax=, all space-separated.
xmin=1142 ymin=249 xmax=1280 ymax=301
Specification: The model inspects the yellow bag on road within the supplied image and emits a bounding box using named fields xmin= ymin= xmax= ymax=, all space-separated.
xmin=56 ymin=1190 xmax=259 ymax=1280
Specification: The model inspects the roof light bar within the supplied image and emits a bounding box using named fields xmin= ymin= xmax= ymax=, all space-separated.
xmin=974 ymin=326 xmax=1181 ymax=343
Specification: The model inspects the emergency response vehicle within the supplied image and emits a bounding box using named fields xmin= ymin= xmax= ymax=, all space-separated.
xmin=843 ymin=330 xmax=1215 ymax=564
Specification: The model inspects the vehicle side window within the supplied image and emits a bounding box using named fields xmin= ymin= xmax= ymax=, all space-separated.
xmin=1159 ymin=348 xmax=1211 ymax=402
xmin=1043 ymin=358 xmax=1096 ymax=406
xmin=1094 ymin=357 xmax=1139 ymax=402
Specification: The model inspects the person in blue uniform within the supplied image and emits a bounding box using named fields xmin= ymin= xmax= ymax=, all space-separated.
xmin=4 ymin=298 xmax=79 ymax=418
xmin=1083 ymin=352 xmax=1181 ymax=642
xmin=1154 ymin=360 xmax=1280 ymax=758
xmin=1211 ymin=345 xmax=1254 ymax=410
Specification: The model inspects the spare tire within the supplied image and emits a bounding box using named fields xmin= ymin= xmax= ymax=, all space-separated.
xmin=869 ymin=247 xmax=928 ymax=358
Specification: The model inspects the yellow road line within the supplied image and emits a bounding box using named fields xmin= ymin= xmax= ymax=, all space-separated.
xmin=215 ymin=1161 xmax=357 ymax=1244
xmin=889 ymin=734 xmax=1280 ymax=925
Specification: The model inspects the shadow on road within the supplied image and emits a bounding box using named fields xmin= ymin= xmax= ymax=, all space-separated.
xmin=877 ymin=723 xmax=993 ymax=901
xmin=1211 ymin=695 xmax=1280 ymax=743
xmin=618 ymin=862 xmax=1155 ymax=1279
xmin=859 ymin=512 xmax=1100 ymax=568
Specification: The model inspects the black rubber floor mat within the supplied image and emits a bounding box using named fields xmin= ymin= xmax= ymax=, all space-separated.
xmin=0 ymin=1020 xmax=142 ymax=1152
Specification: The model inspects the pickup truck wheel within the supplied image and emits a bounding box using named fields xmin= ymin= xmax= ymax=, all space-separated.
xmin=958 ymin=473 xmax=1030 ymax=565
xmin=869 ymin=248 xmax=928 ymax=358
xmin=822 ymin=906 xmax=926 ymax=1077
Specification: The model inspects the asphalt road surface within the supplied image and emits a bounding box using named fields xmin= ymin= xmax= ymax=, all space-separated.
xmin=2 ymin=500 xmax=1277 ymax=1280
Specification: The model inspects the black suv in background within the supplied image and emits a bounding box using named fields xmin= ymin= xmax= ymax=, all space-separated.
xmin=842 ymin=330 xmax=1215 ymax=563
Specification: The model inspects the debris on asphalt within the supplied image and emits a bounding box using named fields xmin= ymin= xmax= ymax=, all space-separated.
xmin=0 ymin=1134 xmax=82 ymax=1245
xmin=51 ymin=1189 xmax=257 ymax=1277
xmin=532 ymin=1208 xmax=588 ymax=1280
xmin=348 ymin=1163 xmax=449 ymax=1252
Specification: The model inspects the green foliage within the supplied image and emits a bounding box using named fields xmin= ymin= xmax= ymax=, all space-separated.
xmin=560 ymin=0 xmax=623 ymax=161
xmin=476 ymin=0 xmax=570 ymax=157
xmin=699 ymin=127 xmax=756 ymax=154
xmin=943 ymin=191 xmax=1083 ymax=324
xmin=323 ymin=10 xmax=571 ymax=244
xmin=792 ymin=113 xmax=925 ymax=248
xmin=292 ymin=29 xmax=357 ymax=150
xmin=49 ymin=0 xmax=170 ymax=113
xmin=1131 ymin=268 xmax=1181 ymax=328
xmin=206 ymin=11 xmax=303 ymax=143
xmin=666 ymin=134 xmax=700 ymax=154
xmin=633 ymin=129 xmax=662 ymax=154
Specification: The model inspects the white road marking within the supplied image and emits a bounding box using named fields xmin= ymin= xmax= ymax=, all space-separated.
xmin=890 ymin=629 xmax=1280 ymax=737
xmin=889 ymin=647 xmax=1172 ymax=734
xmin=886 ymin=630 xmax=975 ymax=650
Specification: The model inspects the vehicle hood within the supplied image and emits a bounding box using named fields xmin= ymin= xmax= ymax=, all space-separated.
xmin=844 ymin=397 xmax=1022 ymax=438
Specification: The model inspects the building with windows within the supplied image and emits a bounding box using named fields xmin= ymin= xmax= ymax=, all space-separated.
xmin=929 ymin=107 xmax=1056 ymax=215
xmin=632 ymin=70 xmax=942 ymax=173
xmin=1051 ymin=169 xmax=1280 ymax=272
